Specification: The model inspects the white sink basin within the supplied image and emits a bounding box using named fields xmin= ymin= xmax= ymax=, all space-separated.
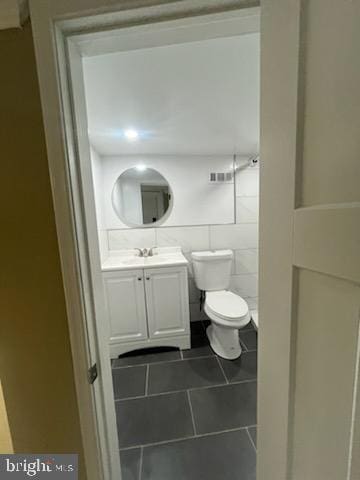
xmin=118 ymin=256 xmax=169 ymax=266
xmin=101 ymin=247 xmax=188 ymax=271
xmin=145 ymin=256 xmax=168 ymax=264
xmin=120 ymin=257 xmax=144 ymax=265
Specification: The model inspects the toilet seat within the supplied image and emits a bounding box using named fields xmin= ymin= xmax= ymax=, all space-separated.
xmin=205 ymin=290 xmax=250 ymax=328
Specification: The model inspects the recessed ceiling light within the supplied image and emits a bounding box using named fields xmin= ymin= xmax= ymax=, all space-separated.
xmin=124 ymin=129 xmax=139 ymax=141
xmin=136 ymin=164 xmax=147 ymax=172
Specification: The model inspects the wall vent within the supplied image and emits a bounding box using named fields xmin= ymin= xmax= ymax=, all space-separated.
xmin=209 ymin=171 xmax=233 ymax=184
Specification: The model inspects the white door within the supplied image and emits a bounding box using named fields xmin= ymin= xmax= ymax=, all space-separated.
xmin=142 ymin=190 xmax=163 ymax=223
xmin=259 ymin=2 xmax=360 ymax=480
xmin=144 ymin=266 xmax=190 ymax=338
xmin=103 ymin=270 xmax=148 ymax=345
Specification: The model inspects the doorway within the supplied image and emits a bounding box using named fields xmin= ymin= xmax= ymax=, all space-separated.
xmin=61 ymin=7 xmax=260 ymax=479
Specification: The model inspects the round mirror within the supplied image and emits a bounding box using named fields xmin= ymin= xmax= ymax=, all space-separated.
xmin=112 ymin=167 xmax=172 ymax=227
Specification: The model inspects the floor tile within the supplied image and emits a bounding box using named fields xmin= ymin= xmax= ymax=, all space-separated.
xmin=239 ymin=338 xmax=249 ymax=351
xmin=120 ymin=448 xmax=141 ymax=480
xmin=242 ymin=322 xmax=255 ymax=332
xmin=219 ymin=351 xmax=257 ymax=383
xmin=239 ymin=330 xmax=258 ymax=351
xmin=112 ymin=366 xmax=147 ymax=400
xmin=141 ymin=429 xmax=256 ymax=480
xmin=147 ymin=357 xmax=225 ymax=394
xmin=189 ymin=381 xmax=257 ymax=434
xmin=248 ymin=426 xmax=257 ymax=448
xmin=113 ymin=348 xmax=181 ymax=367
xmin=182 ymin=332 xmax=214 ymax=359
xmin=182 ymin=343 xmax=214 ymax=359
xmin=116 ymin=391 xmax=194 ymax=448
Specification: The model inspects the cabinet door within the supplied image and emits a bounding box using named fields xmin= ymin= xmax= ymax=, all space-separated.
xmin=103 ymin=270 xmax=148 ymax=344
xmin=144 ymin=266 xmax=190 ymax=338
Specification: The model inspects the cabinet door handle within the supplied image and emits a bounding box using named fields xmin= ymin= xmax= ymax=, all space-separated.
xmin=146 ymin=277 xmax=150 ymax=281
xmin=137 ymin=277 xmax=142 ymax=281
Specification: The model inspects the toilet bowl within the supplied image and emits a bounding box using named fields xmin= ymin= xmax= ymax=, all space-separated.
xmin=204 ymin=290 xmax=250 ymax=359
xmin=191 ymin=250 xmax=251 ymax=360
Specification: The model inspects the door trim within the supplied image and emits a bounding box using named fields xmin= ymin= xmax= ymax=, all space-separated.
xmin=259 ymin=1 xmax=360 ymax=479
xmin=258 ymin=1 xmax=301 ymax=479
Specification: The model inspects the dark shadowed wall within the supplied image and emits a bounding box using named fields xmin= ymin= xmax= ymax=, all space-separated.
xmin=0 ymin=20 xmax=85 ymax=477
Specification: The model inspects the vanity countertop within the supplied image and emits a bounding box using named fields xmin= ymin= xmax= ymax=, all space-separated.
xmin=101 ymin=246 xmax=188 ymax=272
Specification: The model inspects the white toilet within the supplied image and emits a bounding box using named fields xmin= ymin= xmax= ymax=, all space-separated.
xmin=191 ymin=250 xmax=250 ymax=360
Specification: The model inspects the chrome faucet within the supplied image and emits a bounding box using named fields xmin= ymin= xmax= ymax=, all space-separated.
xmin=134 ymin=247 xmax=156 ymax=257
xmin=148 ymin=246 xmax=158 ymax=257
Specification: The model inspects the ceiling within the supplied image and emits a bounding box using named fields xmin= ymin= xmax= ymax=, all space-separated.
xmin=83 ymin=33 xmax=259 ymax=156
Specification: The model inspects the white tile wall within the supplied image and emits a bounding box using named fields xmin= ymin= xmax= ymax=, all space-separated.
xmin=108 ymin=228 xmax=156 ymax=250
xmin=230 ymin=274 xmax=258 ymax=298
xmin=236 ymin=197 xmax=259 ymax=223
xmin=246 ymin=297 xmax=258 ymax=310
xmin=156 ymin=226 xmax=210 ymax=253
xmin=234 ymin=249 xmax=259 ymax=274
xmin=209 ymin=224 xmax=258 ymax=250
xmin=232 ymin=166 xmax=260 ymax=305
xmin=235 ymin=169 xmax=259 ymax=197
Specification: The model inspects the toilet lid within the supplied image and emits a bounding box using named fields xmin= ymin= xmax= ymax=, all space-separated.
xmin=206 ymin=290 xmax=249 ymax=320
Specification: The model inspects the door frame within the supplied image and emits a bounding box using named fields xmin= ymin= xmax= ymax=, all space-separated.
xmin=29 ymin=2 xmax=261 ymax=480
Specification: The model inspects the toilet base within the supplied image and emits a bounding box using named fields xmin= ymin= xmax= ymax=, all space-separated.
xmin=206 ymin=323 xmax=242 ymax=360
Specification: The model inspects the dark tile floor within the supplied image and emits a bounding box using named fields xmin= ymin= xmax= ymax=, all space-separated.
xmin=112 ymin=320 xmax=257 ymax=480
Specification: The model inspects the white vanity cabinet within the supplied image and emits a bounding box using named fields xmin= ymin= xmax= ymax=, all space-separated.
xmin=103 ymin=264 xmax=190 ymax=358
xmin=103 ymin=270 xmax=148 ymax=346
xmin=144 ymin=267 xmax=190 ymax=339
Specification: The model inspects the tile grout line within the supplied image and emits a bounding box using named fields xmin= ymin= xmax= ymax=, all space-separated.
xmin=107 ymin=222 xmax=258 ymax=234
xmin=112 ymin=348 xmax=257 ymax=371
xmin=112 ymin=353 xmax=217 ymax=370
xmin=112 ymin=356 xmax=186 ymax=370
xmin=239 ymin=339 xmax=248 ymax=352
xmin=186 ymin=390 xmax=197 ymax=436
xmin=112 ymin=332 xmax=256 ymax=369
xmin=144 ymin=364 xmax=149 ymax=396
xmin=246 ymin=427 xmax=257 ymax=453
xmin=216 ymin=356 xmax=229 ymax=384
xmin=114 ymin=378 xmax=257 ymax=403
xmin=119 ymin=424 xmax=258 ymax=452
xmin=138 ymin=446 xmax=143 ymax=480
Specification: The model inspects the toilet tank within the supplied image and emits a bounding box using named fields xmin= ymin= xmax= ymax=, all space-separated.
xmin=191 ymin=250 xmax=233 ymax=291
